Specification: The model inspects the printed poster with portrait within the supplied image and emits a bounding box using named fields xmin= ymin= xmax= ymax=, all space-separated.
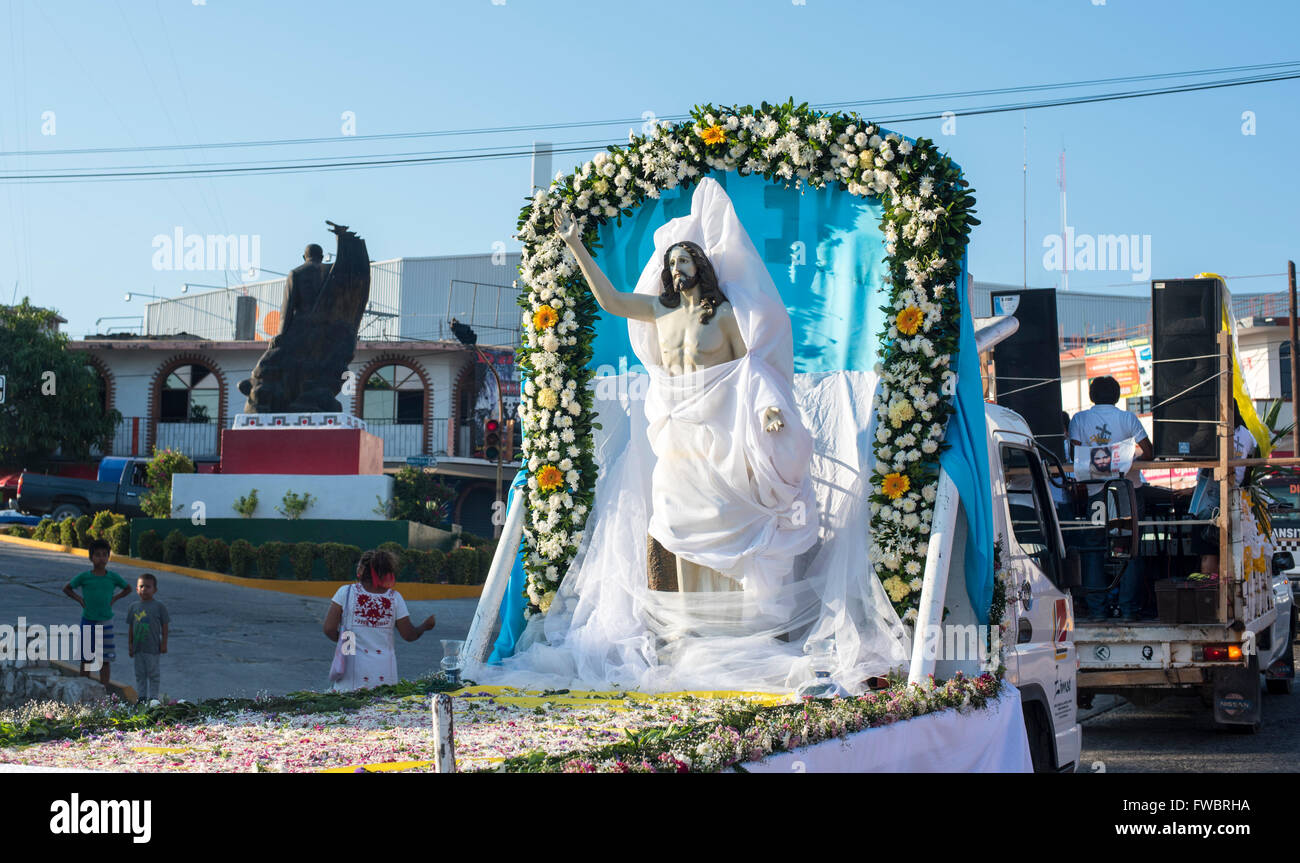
xmin=1073 ymin=437 xmax=1137 ymax=484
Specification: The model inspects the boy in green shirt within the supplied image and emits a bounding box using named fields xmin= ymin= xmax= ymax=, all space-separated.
xmin=62 ymin=538 xmax=131 ymax=687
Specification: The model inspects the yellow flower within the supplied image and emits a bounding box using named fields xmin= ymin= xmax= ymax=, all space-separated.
xmin=532 ymin=306 xmax=558 ymax=330
xmin=883 ymin=576 xmax=910 ymax=603
xmin=700 ymin=125 xmax=726 ymax=145
xmin=538 ymin=465 xmax=564 ymax=492
xmin=538 ymin=590 xmax=557 ymax=614
xmin=882 ymin=472 xmax=910 ymax=499
xmin=896 ymin=306 xmax=923 ymax=336
xmin=887 ymin=400 xmax=915 ymax=428
xmin=537 ymin=387 xmax=559 ymax=410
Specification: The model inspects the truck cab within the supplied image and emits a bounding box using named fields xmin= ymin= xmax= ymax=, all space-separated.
xmin=16 ymin=456 xmax=151 ymax=521
xmin=921 ymin=401 xmax=1085 ymax=772
xmin=986 ymin=404 xmax=1084 ymax=771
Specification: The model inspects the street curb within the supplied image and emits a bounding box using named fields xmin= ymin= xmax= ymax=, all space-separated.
xmin=0 ymin=533 xmax=484 ymax=600
xmin=46 ymin=659 xmax=137 ymax=704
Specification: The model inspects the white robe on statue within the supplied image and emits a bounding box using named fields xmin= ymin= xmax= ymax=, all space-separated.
xmin=474 ymin=179 xmax=910 ymax=693
xmin=639 ymin=180 xmax=819 ymax=600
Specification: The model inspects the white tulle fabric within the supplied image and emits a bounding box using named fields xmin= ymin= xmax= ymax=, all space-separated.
xmin=470 ymin=179 xmax=909 ymax=693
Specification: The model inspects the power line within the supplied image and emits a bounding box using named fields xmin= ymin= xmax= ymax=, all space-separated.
xmin=3 ymin=68 xmax=1298 ymax=184
xmin=3 ymin=59 xmax=1296 ymax=159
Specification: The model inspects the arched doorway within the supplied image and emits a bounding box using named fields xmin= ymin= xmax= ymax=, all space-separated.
xmin=153 ymin=358 xmax=225 ymax=458
xmin=359 ymin=361 xmax=428 ymax=459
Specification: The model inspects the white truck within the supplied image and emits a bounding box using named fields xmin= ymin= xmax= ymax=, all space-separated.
xmin=905 ymin=316 xmax=1093 ymax=772
xmin=1047 ymin=330 xmax=1290 ymax=731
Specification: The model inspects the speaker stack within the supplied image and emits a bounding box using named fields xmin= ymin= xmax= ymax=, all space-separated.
xmin=991 ymin=288 xmax=1066 ymax=461
xmin=1151 ymin=278 xmax=1221 ymax=459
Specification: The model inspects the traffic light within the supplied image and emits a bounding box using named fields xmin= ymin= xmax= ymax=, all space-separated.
xmin=502 ymin=418 xmax=516 ymax=462
xmin=484 ymin=418 xmax=501 ymax=461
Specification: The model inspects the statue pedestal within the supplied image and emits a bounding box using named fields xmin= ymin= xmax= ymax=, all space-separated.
xmin=221 ymin=414 xmax=383 ymax=475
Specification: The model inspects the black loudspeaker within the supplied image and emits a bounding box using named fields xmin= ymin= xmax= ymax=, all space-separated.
xmin=1152 ymin=278 xmax=1220 ymax=458
xmin=992 ymin=289 xmax=1066 ymax=460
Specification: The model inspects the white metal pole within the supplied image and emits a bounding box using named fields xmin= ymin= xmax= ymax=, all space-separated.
xmin=463 ymin=482 xmax=526 ymax=664
xmin=908 ymin=469 xmax=960 ymax=685
xmin=431 ymin=693 xmax=457 ymax=773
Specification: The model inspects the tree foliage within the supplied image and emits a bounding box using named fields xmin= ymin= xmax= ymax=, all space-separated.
xmin=0 ymin=298 xmax=119 ymax=468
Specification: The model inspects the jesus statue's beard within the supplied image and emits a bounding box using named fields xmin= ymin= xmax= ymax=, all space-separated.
xmin=673 ymin=272 xmax=699 ymax=294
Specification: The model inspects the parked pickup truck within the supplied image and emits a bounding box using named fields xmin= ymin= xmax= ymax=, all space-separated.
xmin=15 ymin=457 xmax=151 ymax=521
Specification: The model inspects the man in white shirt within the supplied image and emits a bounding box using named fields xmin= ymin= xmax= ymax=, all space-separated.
xmin=1068 ymin=376 xmax=1153 ymax=622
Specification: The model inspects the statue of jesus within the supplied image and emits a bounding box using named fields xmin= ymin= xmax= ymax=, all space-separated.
xmin=553 ymin=179 xmax=816 ymax=602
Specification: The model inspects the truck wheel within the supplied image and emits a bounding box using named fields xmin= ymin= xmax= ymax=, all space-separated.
xmin=1022 ymin=702 xmax=1055 ymax=773
xmin=50 ymin=503 xmax=83 ymax=520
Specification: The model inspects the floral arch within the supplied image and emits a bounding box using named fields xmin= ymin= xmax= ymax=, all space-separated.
xmin=513 ymin=100 xmax=978 ymax=620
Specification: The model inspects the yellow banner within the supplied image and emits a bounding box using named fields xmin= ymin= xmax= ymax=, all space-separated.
xmin=1198 ymin=272 xmax=1272 ymax=457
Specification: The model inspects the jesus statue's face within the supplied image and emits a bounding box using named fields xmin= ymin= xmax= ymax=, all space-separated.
xmin=667 ymin=245 xmax=698 ymax=291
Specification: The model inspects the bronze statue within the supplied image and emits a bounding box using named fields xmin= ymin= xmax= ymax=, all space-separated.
xmin=238 ymin=221 xmax=370 ymax=413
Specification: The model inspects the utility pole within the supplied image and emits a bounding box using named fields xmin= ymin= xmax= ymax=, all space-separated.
xmin=1289 ymin=260 xmax=1298 ymax=456
xmin=475 ymin=348 xmax=506 ymax=539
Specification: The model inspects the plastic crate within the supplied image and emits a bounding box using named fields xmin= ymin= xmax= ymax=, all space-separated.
xmin=1154 ymin=578 xmax=1220 ymax=624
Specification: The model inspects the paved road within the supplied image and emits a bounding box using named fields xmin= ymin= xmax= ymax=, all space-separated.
xmin=1078 ymin=642 xmax=1300 ymax=773
xmin=0 ymin=542 xmax=479 ymax=701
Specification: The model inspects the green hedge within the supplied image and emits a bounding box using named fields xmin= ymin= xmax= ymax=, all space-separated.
xmin=203 ymin=538 xmax=231 ymax=574
xmin=89 ymin=511 xmax=116 ymax=542
xmin=185 ymin=535 xmax=209 ymax=569
xmin=256 ymin=541 xmax=288 ymax=580
xmin=447 ymin=547 xmax=478 ymax=585
xmin=288 ymin=542 xmax=317 ymax=580
xmin=106 ymin=521 xmax=130 ymax=556
xmin=321 ymin=543 xmax=362 ymax=581
xmin=59 ymin=518 xmax=76 ymax=547
xmin=230 ymin=539 xmax=255 ymax=578
xmin=163 ymin=530 xmax=188 ymax=566
xmin=138 ymin=529 xmax=164 ymax=563
xmin=74 ymin=514 xmax=92 ymax=548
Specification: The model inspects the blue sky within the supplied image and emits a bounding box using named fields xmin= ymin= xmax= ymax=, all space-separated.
xmin=2 ymin=0 xmax=1298 ymax=338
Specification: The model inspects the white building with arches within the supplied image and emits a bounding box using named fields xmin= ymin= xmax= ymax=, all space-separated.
xmin=64 ymin=253 xmax=523 ymax=536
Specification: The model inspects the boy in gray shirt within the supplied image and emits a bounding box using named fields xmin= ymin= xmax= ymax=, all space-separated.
xmin=126 ymin=573 xmax=170 ymax=704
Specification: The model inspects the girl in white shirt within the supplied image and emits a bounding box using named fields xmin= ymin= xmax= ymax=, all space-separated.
xmin=322 ymin=549 xmax=437 ymax=691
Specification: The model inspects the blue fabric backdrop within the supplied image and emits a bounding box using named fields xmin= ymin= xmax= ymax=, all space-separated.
xmin=490 ymin=167 xmax=992 ymax=662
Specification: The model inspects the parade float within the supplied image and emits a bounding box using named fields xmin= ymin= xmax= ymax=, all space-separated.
xmin=2 ymin=101 xmax=1071 ymax=773
xmin=451 ymin=99 xmax=1063 ymax=772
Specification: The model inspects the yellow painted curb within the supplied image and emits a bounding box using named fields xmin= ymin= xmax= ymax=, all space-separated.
xmin=0 ymin=533 xmax=483 ymax=600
